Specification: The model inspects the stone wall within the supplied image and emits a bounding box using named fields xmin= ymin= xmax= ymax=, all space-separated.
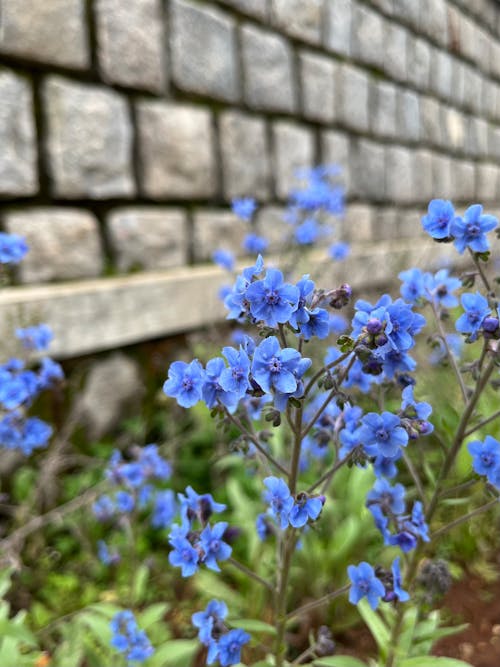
xmin=1 ymin=0 xmax=500 ymax=357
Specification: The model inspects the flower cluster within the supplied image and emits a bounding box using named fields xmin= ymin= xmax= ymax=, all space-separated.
xmin=347 ymin=558 xmax=409 ymax=610
xmin=192 ymin=599 xmax=250 ymax=666
xmin=0 ymin=232 xmax=28 ymax=264
xmin=263 ymin=476 xmax=324 ymax=530
xmin=468 ymin=435 xmax=500 ymax=488
xmin=110 ymin=610 xmax=154 ymax=663
xmin=168 ymin=486 xmax=232 ymax=577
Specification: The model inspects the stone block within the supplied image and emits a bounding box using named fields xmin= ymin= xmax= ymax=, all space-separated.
xmin=350 ymin=139 xmax=385 ymax=201
xmin=219 ymin=111 xmax=271 ymax=200
xmin=44 ymin=77 xmax=134 ymax=198
xmin=321 ymin=130 xmax=351 ymax=195
xmin=397 ymin=90 xmax=420 ymax=142
xmin=107 ymin=208 xmax=187 ymax=271
xmin=489 ymin=126 xmax=500 ymax=161
xmin=384 ymin=23 xmax=407 ymax=81
xmin=452 ymin=59 xmax=465 ymax=108
xmin=95 ymin=0 xmax=165 ymax=92
xmin=392 ymin=0 xmax=419 ymax=29
xmin=414 ymin=149 xmax=434 ymax=203
xmin=0 ymin=70 xmax=37 ymax=196
xmin=137 ymin=101 xmax=216 ymax=199
xmin=462 ymin=65 xmax=482 ymax=114
xmin=420 ymin=96 xmax=442 ymax=146
xmin=324 ymin=0 xmax=351 ymax=56
xmin=371 ymin=81 xmax=397 ymax=139
xmin=193 ymin=209 xmax=247 ymax=261
xmin=385 ymin=146 xmax=413 ymax=203
xmin=352 ymin=5 xmax=385 ymax=69
xmin=241 ymin=24 xmax=296 ymax=112
xmin=420 ymin=0 xmax=448 ymax=47
xmin=451 ymin=160 xmax=475 ymax=201
xmin=273 ymin=122 xmax=315 ymax=200
xmin=300 ymin=51 xmax=336 ymax=124
xmin=368 ymin=0 xmax=393 ymax=14
xmin=494 ymin=85 xmax=500 ymax=123
xmin=270 ymin=0 xmax=323 ymax=44
xmin=442 ymin=108 xmax=465 ymax=152
xmin=218 ymin=0 xmax=267 ymax=19
xmin=430 ymin=49 xmax=453 ymax=101
xmin=255 ymin=206 xmax=288 ymax=252
xmin=4 ymin=209 xmax=104 ymax=283
xmin=466 ymin=117 xmax=488 ymax=158
xmin=431 ymin=153 xmax=452 ymax=199
xmin=337 ymin=64 xmax=370 ymax=132
xmin=373 ymin=208 xmax=398 ymax=241
xmin=489 ymin=40 xmax=500 ymax=81
xmin=407 ymin=37 xmax=430 ymax=90
xmin=459 ymin=15 xmax=477 ymax=63
xmin=0 ymin=0 xmax=89 ymax=68
xmin=342 ymin=204 xmax=373 ymax=242
xmin=476 ymin=163 xmax=499 ymax=202
xmin=171 ymin=0 xmax=239 ymax=102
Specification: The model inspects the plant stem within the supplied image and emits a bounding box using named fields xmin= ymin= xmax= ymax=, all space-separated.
xmin=303 ymin=349 xmax=354 ymax=397
xmin=430 ymin=301 xmax=468 ymax=404
xmin=306 ymin=455 xmax=350 ymax=494
xmin=468 ymin=247 xmax=494 ymax=294
xmin=227 ymin=557 xmax=274 ymax=591
xmin=431 ymin=498 xmax=499 ymax=539
xmin=401 ymin=450 xmax=426 ymax=508
xmin=286 ymin=584 xmax=351 ymax=621
xmin=464 ymin=409 xmax=500 ymax=437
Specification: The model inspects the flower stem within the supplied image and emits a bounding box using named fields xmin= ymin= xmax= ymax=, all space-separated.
xmin=227 ymin=557 xmax=274 ymax=591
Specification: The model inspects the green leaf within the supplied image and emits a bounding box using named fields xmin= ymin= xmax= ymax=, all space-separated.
xmin=399 ymin=657 xmax=473 ymax=667
xmin=132 ymin=564 xmax=150 ymax=604
xmin=76 ymin=611 xmax=112 ymax=646
xmin=229 ymin=618 xmax=277 ymax=636
xmin=337 ymin=336 xmax=355 ymax=353
xmin=0 ymin=619 xmax=38 ymax=646
xmin=0 ymin=569 xmax=13 ymax=599
xmin=147 ymin=639 xmax=198 ymax=667
xmin=357 ymin=599 xmax=390 ymax=657
xmin=313 ymin=656 xmax=368 ymax=667
xmin=138 ymin=602 xmax=169 ymax=630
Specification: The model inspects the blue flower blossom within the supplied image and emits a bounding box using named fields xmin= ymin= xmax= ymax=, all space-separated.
xmin=424 ymin=269 xmax=461 ymax=308
xmin=202 ymin=357 xmax=239 ymax=412
xmin=450 ymin=204 xmax=498 ymax=253
xmin=263 ymin=476 xmax=294 ymax=529
xmin=192 ymin=599 xmax=228 ymax=646
xmin=232 ymin=197 xmax=257 ymax=221
xmin=409 ymin=500 xmax=430 ymax=542
xmin=357 ymin=412 xmax=408 ymax=458
xmin=455 ymin=292 xmax=490 ymax=338
xmin=15 ymin=324 xmax=53 ymax=351
xmin=163 ymin=359 xmax=205 ymax=408
xmin=199 ymin=522 xmax=232 ymax=571
xmin=243 ymin=233 xmax=268 ymax=254
xmin=217 ymin=628 xmax=251 ymax=667
xmin=329 ymin=241 xmax=350 ymax=261
xmin=213 ymin=249 xmax=235 ymax=272
xmin=294 ymin=218 xmax=322 ymax=245
xmin=151 ymin=490 xmax=177 ymax=529
xmin=366 ymin=478 xmax=406 ymax=516
xmin=245 ymin=269 xmax=299 ymax=327
xmin=300 ymin=308 xmax=330 ymax=340
xmin=178 ymin=486 xmax=226 ymax=525
xmin=348 ymin=561 xmax=385 ymax=610
xmin=219 ymin=347 xmax=251 ymax=399
xmin=110 ymin=611 xmax=154 ymax=663
xmin=0 ymin=233 xmax=29 ymax=264
xmin=289 ymin=494 xmax=324 ymax=528
xmin=421 ymin=199 xmax=455 ymax=239
xmin=468 ymin=436 xmax=500 ymax=483
xmin=98 ymin=540 xmax=120 ymax=565
xmin=399 ymin=268 xmax=426 ymax=303
xmin=391 ymin=557 xmax=410 ymax=602
xmin=168 ymin=535 xmax=200 ymax=577
xmin=251 ymin=336 xmax=303 ymax=395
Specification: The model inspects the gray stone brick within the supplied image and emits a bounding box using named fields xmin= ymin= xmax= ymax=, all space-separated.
xmin=452 ymin=160 xmax=476 ymax=201
xmin=342 ymin=204 xmax=373 ymax=242
xmin=218 ymin=0 xmax=267 ymax=20
xmin=482 ymin=80 xmax=496 ymax=122
xmin=273 ymin=122 xmax=315 ymax=200
xmin=392 ymin=0 xmax=419 ymax=29
xmin=107 ymin=208 xmax=187 ymax=272
xmin=442 ymin=108 xmax=465 ymax=152
xmin=4 ymin=209 xmax=104 ymax=283
xmin=96 ymin=0 xmax=165 ymax=92
xmin=466 ymin=117 xmax=489 ymax=158
xmin=270 ymin=0 xmax=323 ymax=44
xmin=432 ymin=154 xmax=452 ymax=199
xmin=241 ymin=24 xmax=296 ymax=112
xmin=397 ymin=90 xmax=420 ymax=143
xmin=193 ymin=210 xmax=247 ymax=261
xmin=44 ymin=77 xmax=134 ymax=198
xmin=490 ymin=126 xmax=500 ymax=161
xmin=414 ymin=149 xmax=434 ymax=202
xmin=476 ymin=163 xmax=499 ymax=201
xmin=255 ymin=206 xmax=288 ymax=252
xmin=324 ymin=0 xmax=351 ymax=57
xmin=384 ymin=23 xmax=407 ymax=82
xmin=219 ymin=111 xmax=271 ymax=200
xmin=171 ymin=0 xmax=239 ymax=102
xmin=420 ymin=0 xmax=448 ymax=47
xmin=300 ymin=51 xmax=336 ymax=124
xmin=321 ymin=130 xmax=351 ymax=195
xmin=137 ymin=101 xmax=216 ymax=199
xmin=386 ymin=146 xmax=414 ymax=203
xmin=462 ymin=65 xmax=482 ymax=114
xmin=459 ymin=15 xmax=477 ymax=64
xmin=489 ymin=40 xmax=500 ymax=81
xmin=367 ymin=0 xmax=393 ymax=14
xmin=494 ymin=85 xmax=500 ymax=123
xmin=430 ymin=49 xmax=453 ymax=101
xmin=408 ymin=37 xmax=430 ymax=90
xmin=371 ymin=81 xmax=397 ymax=139
xmin=420 ymin=96 xmax=442 ymax=146
xmin=373 ymin=208 xmax=398 ymax=241
xmin=0 ymin=0 xmax=89 ymax=68
xmin=475 ymin=28 xmax=491 ymax=70
xmin=350 ymin=139 xmax=385 ymax=201
xmin=452 ymin=59 xmax=465 ymax=108
xmin=337 ymin=64 xmax=370 ymax=132
xmin=0 ymin=70 xmax=37 ymax=196
xmin=352 ymin=5 xmax=385 ymax=69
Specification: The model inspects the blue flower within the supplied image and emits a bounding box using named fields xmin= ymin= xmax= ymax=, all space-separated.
xmin=389 ymin=531 xmax=418 ymax=553
xmin=289 ymin=494 xmax=324 ymax=528
xmin=300 ymin=308 xmax=330 ymax=340
xmin=399 ymin=268 xmax=426 ymax=303
xmin=424 ymin=269 xmax=461 ymax=308
xmin=256 ymin=513 xmax=273 ymax=540
xmin=391 ymin=557 xmax=410 ymax=602
xmin=468 ymin=436 xmax=500 ymax=483
xmin=455 ymin=292 xmax=490 ymax=338
xmin=199 ymin=522 xmax=232 ymax=571
xmin=178 ymin=486 xmax=226 ymax=524
xmin=213 ymin=249 xmax=235 ymax=271
xmin=97 ymin=540 xmax=120 ymax=565
xmin=348 ymin=561 xmax=385 ymax=610
xmin=217 ymin=628 xmax=251 ymax=667
xmin=366 ymin=478 xmax=406 ymax=516
xmin=232 ymin=197 xmax=257 ymax=221
xmin=223 ymin=255 xmax=265 ymax=320
xmin=421 ymin=199 xmax=455 ymax=239
xmin=15 ymin=324 xmax=53 ymax=351
xmin=409 ymin=500 xmax=430 ymax=542
xmin=116 ymin=490 xmax=135 ymax=513
xmin=357 ymin=412 xmax=408 ymax=458
xmin=202 ymin=357 xmax=239 ymax=412
xmin=38 ymin=357 xmax=64 ymax=389
xmin=329 ymin=241 xmax=350 ymax=261
xmin=251 ymin=336 xmax=302 ymax=395
xmin=21 ymin=417 xmax=52 ymax=454
xmin=450 ymin=204 xmax=498 ymax=253
xmin=110 ymin=611 xmax=154 ymax=663
xmin=294 ymin=218 xmax=322 ymax=245
xmin=163 ymin=360 xmax=205 ymax=408
xmin=289 ymin=275 xmax=315 ymax=329
xmin=151 ymin=490 xmax=177 ymax=529
xmin=263 ymin=476 xmax=294 ymax=529
xmin=192 ymin=599 xmax=228 ymax=646
xmin=0 ymin=233 xmax=28 ymax=264
xmin=219 ymin=347 xmax=251 ymax=399
xmin=243 ymin=233 xmax=268 ymax=254
xmin=168 ymin=535 xmax=200 ymax=577
xmin=245 ymin=269 xmax=299 ymax=327
xmin=92 ymin=495 xmax=116 ymax=521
